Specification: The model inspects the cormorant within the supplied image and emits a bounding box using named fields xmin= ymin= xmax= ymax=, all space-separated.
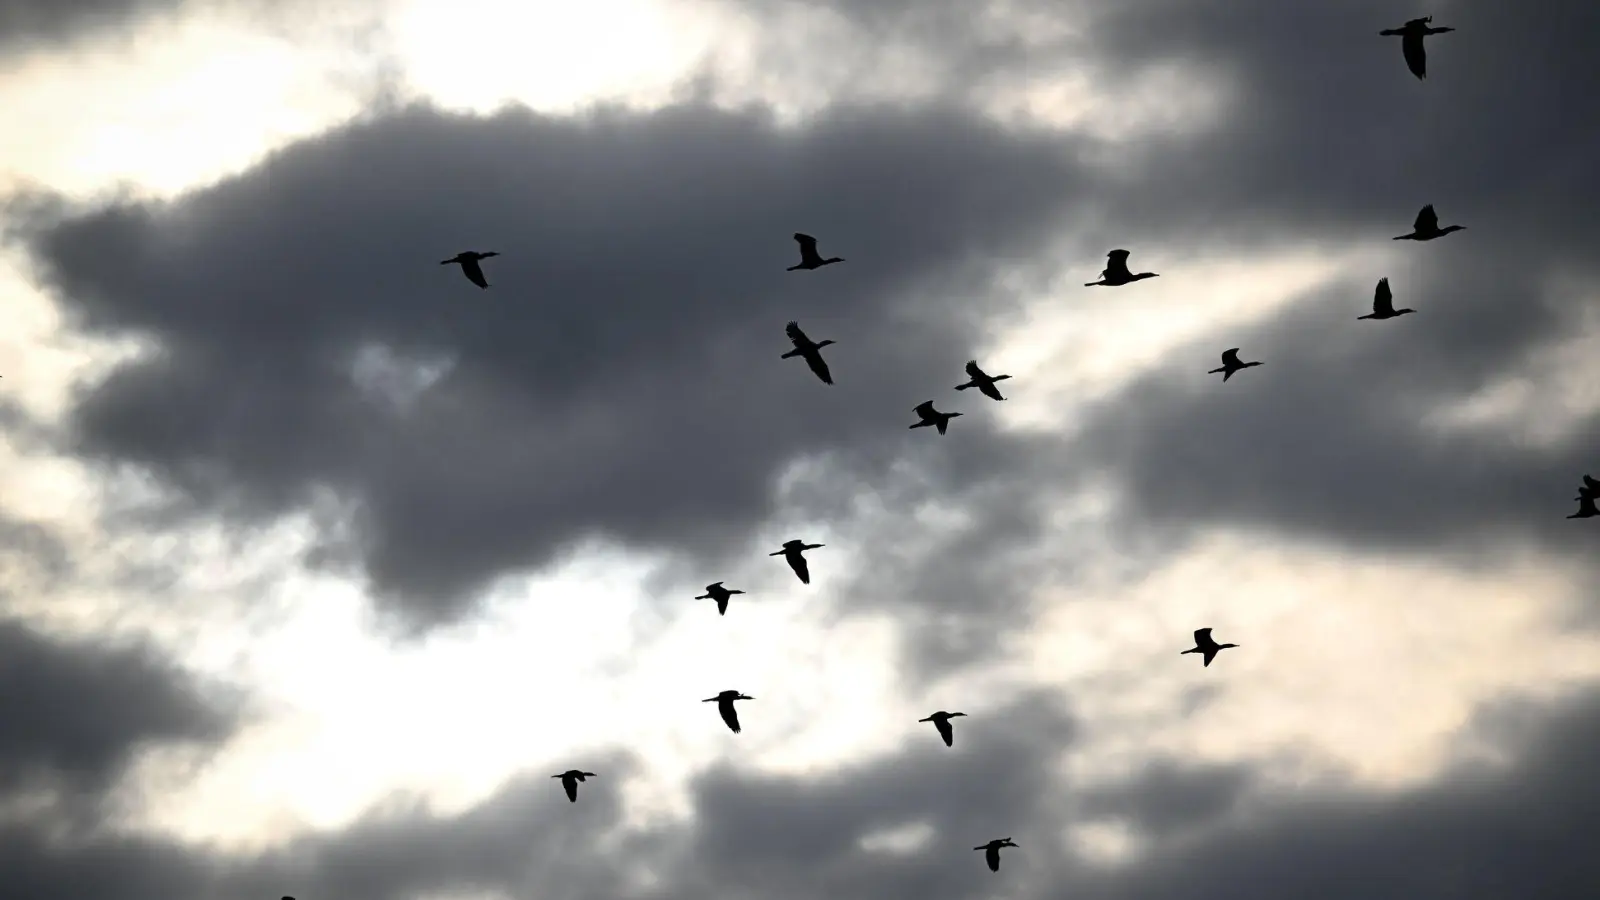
xmin=1380 ymin=16 xmax=1454 ymax=80
xmin=1393 ymin=204 xmax=1465 ymax=241
xmin=782 ymin=321 xmax=836 ymax=385
xmin=1359 ymin=277 xmax=1414 ymax=320
xmin=787 ymin=233 xmax=845 ymax=271
xmin=695 ymin=581 xmax=745 ymax=616
xmin=919 ymin=710 xmax=967 ymax=747
xmin=1181 ymin=627 xmax=1238 ymax=667
xmin=1208 ymin=348 xmax=1262 ymax=382
xmin=1085 ymin=249 xmax=1159 ymax=286
xmin=552 ymin=769 xmax=598 ymax=803
xmin=955 ymin=360 xmax=1011 ymax=400
xmin=974 ymin=838 xmax=1018 ymax=872
xmin=909 ymin=400 xmax=962 ymax=435
xmin=441 ymin=250 xmax=500 ymax=288
xmin=770 ymin=539 xmax=824 ymax=584
xmin=704 ymin=690 xmax=754 ymax=733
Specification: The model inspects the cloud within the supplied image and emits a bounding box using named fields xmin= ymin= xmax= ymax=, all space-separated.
xmin=0 ymin=0 xmax=186 ymax=52
xmin=12 ymin=99 xmax=1091 ymax=630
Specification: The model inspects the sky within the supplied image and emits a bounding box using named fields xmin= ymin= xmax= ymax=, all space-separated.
xmin=0 ymin=0 xmax=1597 ymax=898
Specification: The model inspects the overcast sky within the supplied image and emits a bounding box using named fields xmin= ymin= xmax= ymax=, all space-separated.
xmin=0 ymin=1 xmax=1597 ymax=898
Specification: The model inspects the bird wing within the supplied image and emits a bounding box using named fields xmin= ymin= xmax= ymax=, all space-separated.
xmin=1586 ymin=475 xmax=1600 ymax=491
xmin=1202 ymin=648 xmax=1218 ymax=667
xmin=1414 ymin=204 xmax=1438 ymax=232
xmin=461 ymin=259 xmax=489 ymax=288
xmin=1374 ymin=278 xmax=1394 ymax=313
xmin=914 ymin=400 xmax=936 ymax=417
xmin=935 ymin=717 xmax=954 ymax=746
xmin=719 ymin=698 xmax=742 ymax=733
xmin=1221 ymin=348 xmax=1241 ymax=366
xmin=986 ymin=845 xmax=1001 ymax=871
xmin=562 ymin=775 xmax=578 ymax=802
xmin=805 ymin=351 xmax=833 ymax=385
xmin=965 ymin=360 xmax=983 ymax=378
xmin=1194 ymin=627 xmax=1213 ymax=645
xmin=786 ymin=321 xmax=808 ymax=347
xmin=1106 ymin=249 xmax=1132 ymax=279
xmin=794 ymin=233 xmax=820 ymax=263
xmin=1401 ymin=32 xmax=1426 ymax=78
xmin=790 ymin=553 xmax=811 ymax=584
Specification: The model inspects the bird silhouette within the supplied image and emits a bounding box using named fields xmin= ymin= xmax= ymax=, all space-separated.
xmin=1358 ymin=277 xmax=1415 ymax=320
xmin=955 ymin=360 xmax=1011 ymax=400
xmin=770 ymin=539 xmax=824 ymax=584
xmin=704 ymin=690 xmax=754 ymax=733
xmin=782 ymin=321 xmax=836 ymax=385
xmin=909 ymin=400 xmax=962 ymax=435
xmin=787 ymin=233 xmax=845 ymax=271
xmin=695 ymin=581 xmax=745 ymax=616
xmin=1181 ymin=627 xmax=1238 ymax=667
xmin=440 ymin=250 xmax=499 ymax=288
xmin=1085 ymin=249 xmax=1159 ymax=286
xmin=1380 ymin=16 xmax=1454 ymax=80
xmin=1208 ymin=348 xmax=1262 ymax=382
xmin=552 ymin=769 xmax=598 ymax=803
xmin=1569 ymin=493 xmax=1599 ymax=519
xmin=919 ymin=710 xmax=967 ymax=747
xmin=1393 ymin=204 xmax=1465 ymax=241
xmin=1576 ymin=475 xmax=1600 ymax=502
xmin=974 ymin=838 xmax=1018 ymax=872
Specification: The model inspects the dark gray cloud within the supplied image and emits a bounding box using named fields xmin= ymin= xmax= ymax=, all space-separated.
xmin=12 ymin=99 xmax=1090 ymax=630
xmin=0 ymin=0 xmax=184 ymax=51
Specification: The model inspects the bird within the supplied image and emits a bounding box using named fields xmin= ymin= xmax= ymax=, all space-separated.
xmin=1085 ymin=249 xmax=1159 ymax=286
xmin=955 ymin=360 xmax=1012 ymax=400
xmin=770 ymin=539 xmax=824 ymax=584
xmin=787 ymin=233 xmax=845 ymax=271
xmin=909 ymin=400 xmax=962 ymax=435
xmin=974 ymin=838 xmax=1018 ymax=872
xmin=1393 ymin=204 xmax=1465 ymax=241
xmin=1576 ymin=475 xmax=1600 ymax=502
xmin=704 ymin=690 xmax=754 ymax=733
xmin=1358 ymin=277 xmax=1415 ymax=320
xmin=552 ymin=769 xmax=598 ymax=803
xmin=782 ymin=321 xmax=836 ymax=385
xmin=440 ymin=250 xmax=500 ymax=288
xmin=918 ymin=710 xmax=967 ymax=747
xmin=695 ymin=581 xmax=745 ymax=616
xmin=1569 ymin=493 xmax=1599 ymax=519
xmin=1181 ymin=627 xmax=1238 ymax=667
xmin=1208 ymin=348 xmax=1262 ymax=382
xmin=1379 ymin=16 xmax=1454 ymax=80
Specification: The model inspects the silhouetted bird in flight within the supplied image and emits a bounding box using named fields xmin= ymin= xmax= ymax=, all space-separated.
xmin=1208 ymin=348 xmax=1262 ymax=382
xmin=441 ymin=250 xmax=500 ymax=288
xmin=975 ymin=838 xmax=1018 ymax=872
xmin=1380 ymin=16 xmax=1454 ymax=80
xmin=704 ymin=690 xmax=754 ymax=733
xmin=919 ymin=710 xmax=967 ymax=747
xmin=910 ymin=400 xmax=962 ymax=435
xmin=1085 ymin=249 xmax=1159 ymax=286
xmin=771 ymin=539 xmax=824 ymax=584
xmin=1359 ymin=278 xmax=1414 ymax=320
xmin=1569 ymin=493 xmax=1599 ymax=519
xmin=552 ymin=769 xmax=598 ymax=802
xmin=1576 ymin=475 xmax=1600 ymax=502
xmin=696 ymin=581 xmax=745 ymax=616
xmin=787 ymin=233 xmax=845 ymax=271
xmin=782 ymin=321 xmax=836 ymax=385
xmin=1393 ymin=204 xmax=1465 ymax=241
xmin=1182 ymin=628 xmax=1238 ymax=667
xmin=955 ymin=360 xmax=1011 ymax=400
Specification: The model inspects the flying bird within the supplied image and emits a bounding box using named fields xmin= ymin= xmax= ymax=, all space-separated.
xmin=440 ymin=250 xmax=500 ymax=288
xmin=782 ymin=321 xmax=836 ymax=385
xmin=552 ymin=769 xmax=598 ymax=803
xmin=1085 ymin=249 xmax=1159 ymax=286
xmin=1379 ymin=16 xmax=1454 ymax=80
xmin=909 ymin=400 xmax=962 ymax=435
xmin=974 ymin=838 xmax=1019 ymax=873
xmin=1570 ymin=493 xmax=1599 ymax=519
xmin=1576 ymin=475 xmax=1600 ymax=502
xmin=919 ymin=710 xmax=967 ymax=747
xmin=704 ymin=690 xmax=754 ymax=733
xmin=1393 ymin=204 xmax=1465 ymax=241
xmin=955 ymin=360 xmax=1012 ymax=400
xmin=1358 ymin=277 xmax=1415 ymax=320
xmin=1181 ymin=627 xmax=1238 ymax=667
xmin=787 ymin=233 xmax=845 ymax=271
xmin=695 ymin=581 xmax=745 ymax=616
xmin=1208 ymin=348 xmax=1262 ymax=382
xmin=770 ymin=539 xmax=824 ymax=584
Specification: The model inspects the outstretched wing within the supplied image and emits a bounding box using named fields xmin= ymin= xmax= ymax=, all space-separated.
xmin=806 ymin=352 xmax=833 ymax=385
xmin=1194 ymin=627 xmax=1213 ymax=645
xmin=965 ymin=359 xmax=984 ymax=379
xmin=1401 ymin=32 xmax=1426 ymax=78
xmin=786 ymin=321 xmax=809 ymax=347
xmin=986 ymin=845 xmax=1001 ymax=872
xmin=914 ymin=400 xmax=936 ymax=417
xmin=1105 ymin=249 xmax=1133 ymax=279
xmin=1221 ymin=348 xmax=1241 ymax=366
xmin=1413 ymin=204 xmax=1439 ymax=233
xmin=720 ymin=699 xmax=742 ymax=733
xmin=935 ymin=717 xmax=954 ymax=747
xmin=794 ymin=233 xmax=821 ymax=264
xmin=1374 ymin=277 xmax=1394 ymax=313
xmin=562 ymin=775 xmax=578 ymax=802
xmin=1585 ymin=475 xmax=1600 ymax=492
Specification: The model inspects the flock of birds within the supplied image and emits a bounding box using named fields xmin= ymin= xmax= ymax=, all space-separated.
xmin=1 ymin=17 xmax=1556 ymax=898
